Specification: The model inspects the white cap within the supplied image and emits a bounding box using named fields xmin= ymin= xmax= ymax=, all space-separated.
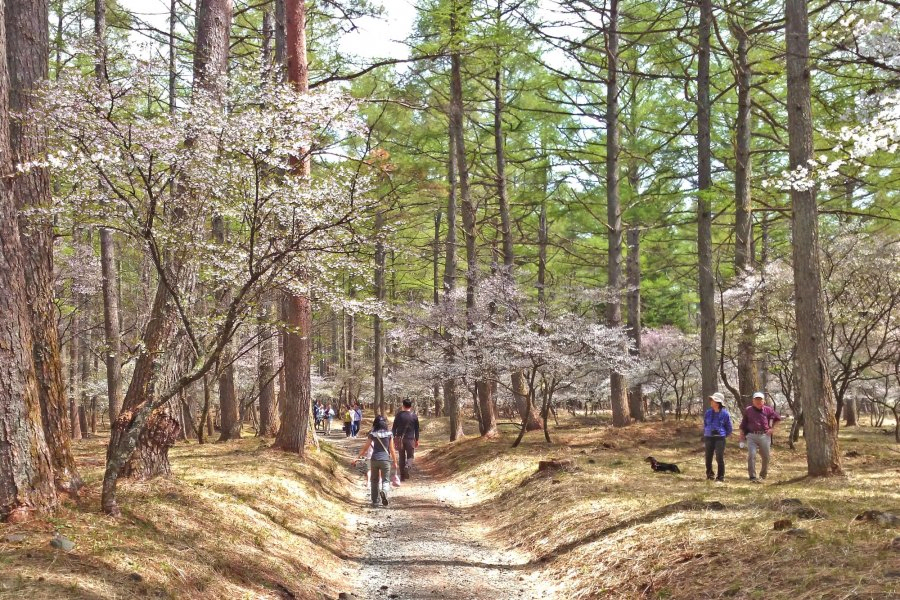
xmin=752 ymin=391 xmax=765 ymax=400
xmin=710 ymin=392 xmax=725 ymax=405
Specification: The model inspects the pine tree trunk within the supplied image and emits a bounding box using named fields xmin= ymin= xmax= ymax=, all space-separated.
xmin=785 ymin=0 xmax=842 ymax=477
xmin=257 ymin=300 xmax=278 ymax=437
xmin=0 ymin=5 xmax=58 ymax=517
xmin=843 ymin=396 xmax=857 ymax=427
xmin=97 ymin=0 xmax=122 ymax=425
xmin=274 ymin=0 xmax=311 ymax=453
xmin=213 ymin=216 xmax=240 ymax=442
xmin=734 ymin=21 xmax=759 ymax=408
xmin=606 ymin=0 xmax=629 ymax=427
xmin=626 ymin=228 xmax=644 ymax=421
xmin=374 ymin=210 xmax=385 ymax=416
xmin=443 ymin=122 xmax=463 ymax=441
xmin=451 ymin=0 xmax=495 ymax=437
xmin=6 ymin=0 xmax=81 ymax=493
xmin=432 ymin=210 xmax=443 ymax=417
xmin=494 ymin=60 xmax=542 ymax=432
xmin=697 ymin=0 xmax=718 ymax=401
xmin=274 ymin=294 xmax=311 ymax=452
xmin=68 ymin=319 xmax=82 ymax=441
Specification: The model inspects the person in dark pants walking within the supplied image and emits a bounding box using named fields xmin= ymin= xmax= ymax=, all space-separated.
xmin=703 ymin=392 xmax=733 ymax=483
xmin=391 ymin=399 xmax=420 ymax=481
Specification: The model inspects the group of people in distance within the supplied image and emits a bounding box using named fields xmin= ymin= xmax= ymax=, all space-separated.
xmin=313 ymin=400 xmax=364 ymax=438
xmin=702 ymin=391 xmax=782 ymax=483
xmin=351 ymin=399 xmax=420 ymax=508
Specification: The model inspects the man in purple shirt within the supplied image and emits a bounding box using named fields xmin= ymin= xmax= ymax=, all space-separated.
xmin=739 ymin=391 xmax=782 ymax=483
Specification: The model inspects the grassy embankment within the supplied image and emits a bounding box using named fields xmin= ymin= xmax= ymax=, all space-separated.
xmin=0 ymin=432 xmax=360 ymax=599
xmin=421 ymin=415 xmax=900 ymax=600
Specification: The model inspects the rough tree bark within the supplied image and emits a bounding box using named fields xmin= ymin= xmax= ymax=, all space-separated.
xmin=733 ymin=18 xmax=759 ymax=408
xmin=785 ymin=0 xmax=842 ymax=476
xmin=273 ymin=0 xmax=311 ymax=453
xmin=0 ymin=0 xmax=58 ymax=519
xmin=606 ymin=0 xmax=629 ymax=427
xmin=451 ymin=0 xmax=496 ymax=437
xmin=698 ymin=0 xmax=718 ymax=400
xmin=257 ymin=299 xmax=278 ymax=436
xmin=6 ymin=0 xmax=81 ymax=493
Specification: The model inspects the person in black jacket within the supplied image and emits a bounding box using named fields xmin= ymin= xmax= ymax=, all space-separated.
xmin=391 ymin=399 xmax=420 ymax=481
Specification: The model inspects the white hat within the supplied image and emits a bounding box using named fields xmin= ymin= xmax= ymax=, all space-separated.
xmin=710 ymin=392 xmax=725 ymax=405
xmin=752 ymin=391 xmax=765 ymax=400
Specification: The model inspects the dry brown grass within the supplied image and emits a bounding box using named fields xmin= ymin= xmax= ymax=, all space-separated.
xmin=420 ymin=415 xmax=900 ymax=600
xmin=0 ymin=432 xmax=357 ymax=600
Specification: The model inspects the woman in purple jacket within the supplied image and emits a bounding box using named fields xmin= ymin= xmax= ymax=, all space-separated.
xmin=703 ymin=392 xmax=734 ymax=483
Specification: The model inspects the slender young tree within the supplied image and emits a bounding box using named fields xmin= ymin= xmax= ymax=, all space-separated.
xmin=443 ymin=132 xmax=464 ymax=441
xmin=784 ymin=0 xmax=841 ymax=476
xmin=732 ymin=12 xmax=758 ymax=407
xmin=626 ymin=227 xmax=644 ymax=421
xmin=96 ymin=0 xmax=122 ymax=424
xmin=450 ymin=0 xmax=496 ymax=437
xmin=606 ymin=0 xmax=630 ymax=427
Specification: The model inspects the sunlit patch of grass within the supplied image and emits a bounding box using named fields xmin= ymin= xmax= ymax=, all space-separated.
xmin=421 ymin=416 xmax=900 ymax=600
xmin=0 ymin=431 xmax=354 ymax=600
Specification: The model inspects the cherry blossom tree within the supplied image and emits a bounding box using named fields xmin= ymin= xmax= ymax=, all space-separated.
xmin=35 ymin=62 xmax=373 ymax=514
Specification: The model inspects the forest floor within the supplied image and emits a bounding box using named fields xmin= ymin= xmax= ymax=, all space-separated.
xmin=1 ymin=415 xmax=898 ymax=600
xmin=414 ymin=415 xmax=900 ymax=600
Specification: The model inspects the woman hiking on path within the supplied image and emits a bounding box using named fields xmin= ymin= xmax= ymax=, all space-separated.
xmin=352 ymin=416 xmax=398 ymax=507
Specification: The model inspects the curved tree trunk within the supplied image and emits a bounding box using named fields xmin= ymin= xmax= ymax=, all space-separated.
xmin=6 ymin=0 xmax=81 ymax=494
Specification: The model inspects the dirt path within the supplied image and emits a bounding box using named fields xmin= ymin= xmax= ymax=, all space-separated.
xmin=326 ymin=433 xmax=556 ymax=600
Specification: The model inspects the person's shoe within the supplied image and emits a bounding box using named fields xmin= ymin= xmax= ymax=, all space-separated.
xmin=380 ymin=490 xmax=388 ymax=506
xmin=750 ymin=478 xmax=761 ymax=484
xmin=706 ymin=475 xmax=715 ymax=481
xmin=714 ymin=479 xmax=725 ymax=485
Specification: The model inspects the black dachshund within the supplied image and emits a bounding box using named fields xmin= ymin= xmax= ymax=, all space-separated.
xmin=645 ymin=456 xmax=681 ymax=474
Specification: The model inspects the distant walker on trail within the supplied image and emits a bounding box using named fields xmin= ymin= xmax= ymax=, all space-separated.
xmin=352 ymin=416 xmax=398 ymax=507
xmin=739 ymin=392 xmax=782 ymax=483
xmin=392 ymin=399 xmax=420 ymax=481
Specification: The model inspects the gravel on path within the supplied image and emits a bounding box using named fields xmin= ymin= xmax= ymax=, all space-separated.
xmin=328 ymin=434 xmax=557 ymax=600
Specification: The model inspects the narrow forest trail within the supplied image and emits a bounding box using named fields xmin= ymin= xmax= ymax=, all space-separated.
xmin=326 ymin=434 xmax=557 ymax=600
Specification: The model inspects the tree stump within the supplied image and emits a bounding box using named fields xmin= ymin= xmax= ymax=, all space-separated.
xmin=537 ymin=459 xmax=574 ymax=473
